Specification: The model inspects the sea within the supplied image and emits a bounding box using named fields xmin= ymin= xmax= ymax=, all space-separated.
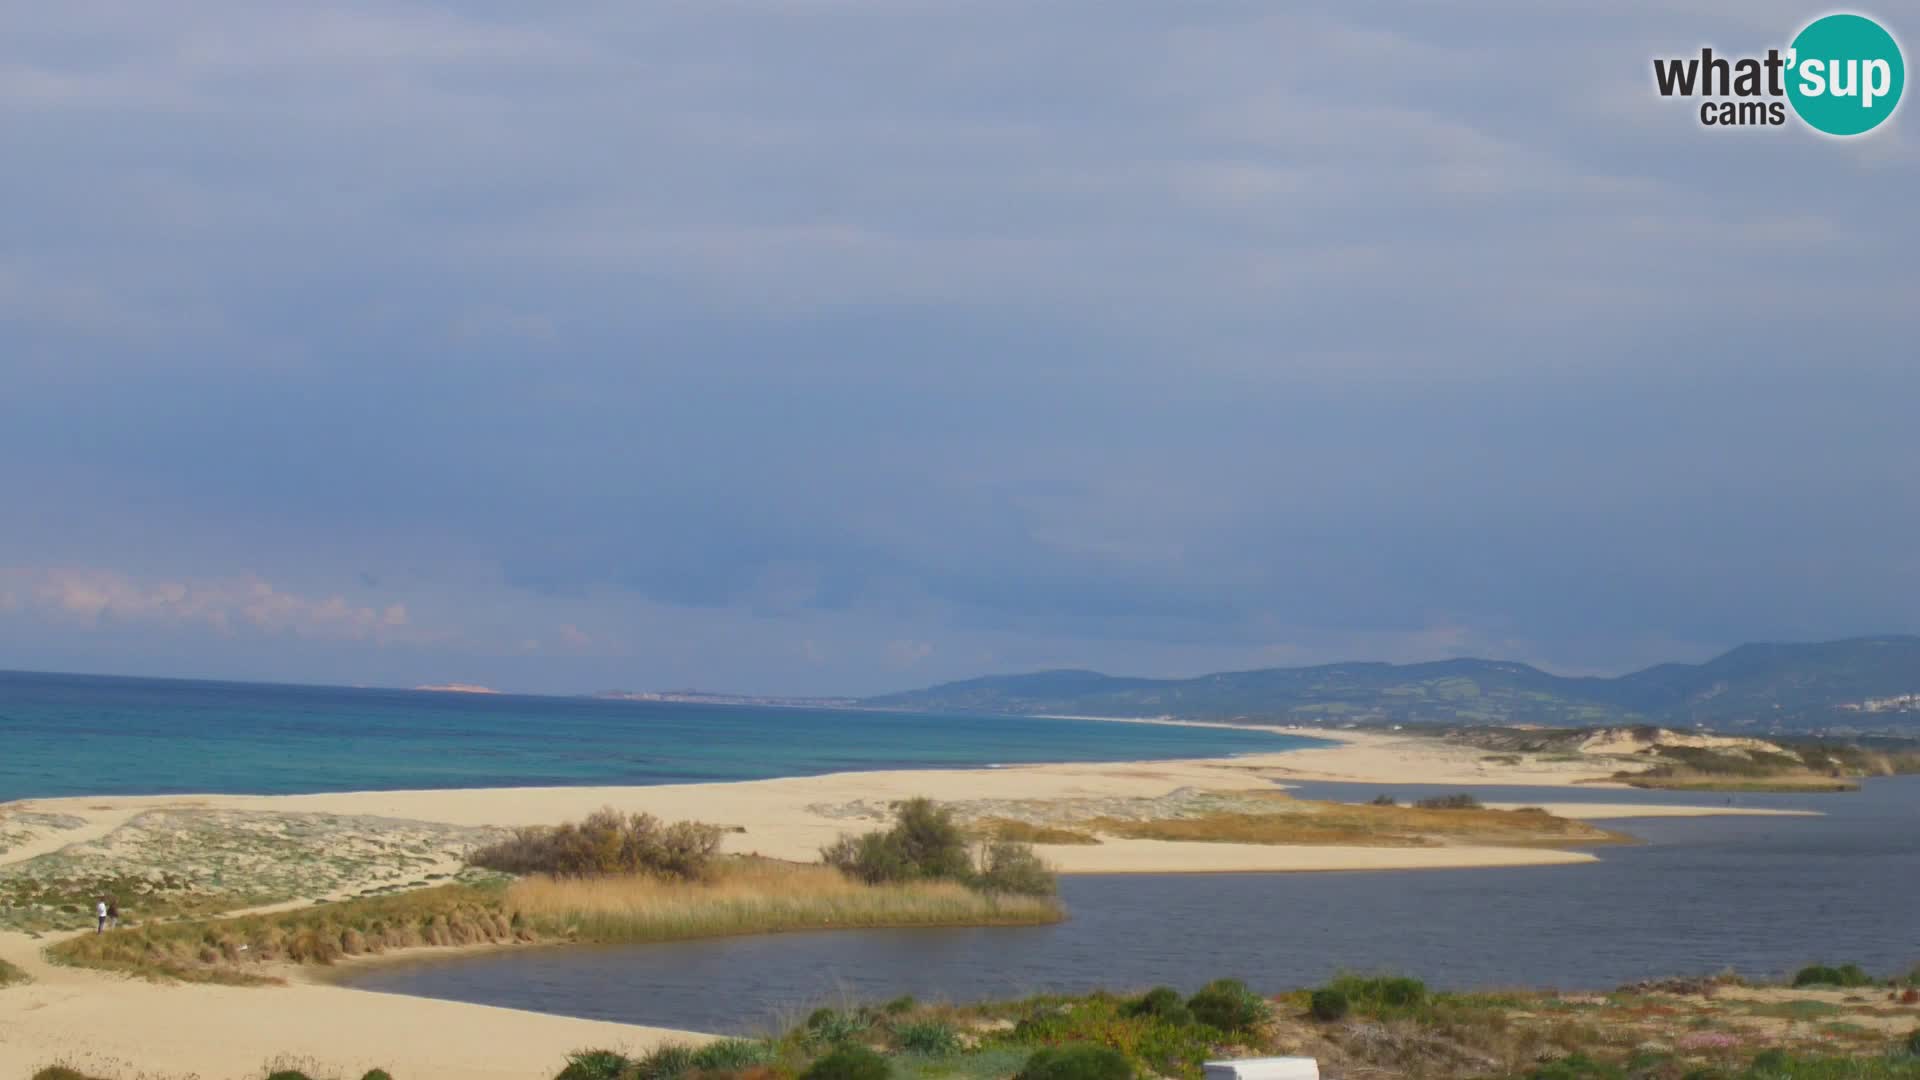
xmin=0 ymin=669 xmax=1309 ymax=803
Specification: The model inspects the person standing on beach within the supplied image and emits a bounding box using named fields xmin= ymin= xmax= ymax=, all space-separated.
xmin=95 ymin=896 xmax=108 ymax=934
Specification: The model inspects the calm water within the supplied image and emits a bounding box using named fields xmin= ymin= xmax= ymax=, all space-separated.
xmin=0 ymin=670 xmax=1310 ymax=802
xmin=343 ymin=778 xmax=1920 ymax=1032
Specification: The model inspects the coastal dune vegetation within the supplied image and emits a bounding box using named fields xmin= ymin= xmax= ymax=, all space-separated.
xmin=549 ymin=966 xmax=1920 ymax=1080
xmin=46 ymin=800 xmax=1062 ymax=982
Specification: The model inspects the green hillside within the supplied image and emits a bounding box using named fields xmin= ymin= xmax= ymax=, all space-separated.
xmin=863 ymin=635 xmax=1920 ymax=735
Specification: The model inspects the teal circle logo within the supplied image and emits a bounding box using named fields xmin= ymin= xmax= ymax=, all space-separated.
xmin=1786 ymin=14 xmax=1905 ymax=135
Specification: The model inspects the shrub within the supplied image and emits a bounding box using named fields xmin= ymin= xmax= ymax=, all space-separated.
xmin=1413 ymin=794 xmax=1483 ymax=810
xmin=1906 ymin=1030 xmax=1920 ymax=1058
xmin=692 ymin=1039 xmax=777 ymax=1073
xmin=823 ymin=798 xmax=1056 ymax=897
xmin=1126 ymin=986 xmax=1192 ymax=1025
xmin=628 ymin=1045 xmax=700 ymax=1080
xmin=1016 ymin=1045 xmax=1134 ymax=1080
xmin=558 ymin=1050 xmax=633 ymax=1080
xmin=264 ymin=1072 xmax=317 ymax=1080
xmin=974 ymin=839 xmax=1058 ymax=897
xmin=1792 ymin=964 xmax=1873 ymax=988
xmin=1369 ymin=794 xmax=1398 ymax=806
xmin=362 ymin=1072 xmax=394 ymax=1080
xmin=800 ymin=1045 xmax=891 ymax=1080
xmin=33 ymin=1069 xmax=108 ymax=1080
xmin=471 ymin=808 xmax=723 ymax=880
xmin=883 ymin=995 xmax=917 ymax=1015
xmin=1186 ymin=978 xmax=1270 ymax=1033
xmin=893 ymin=1018 xmax=964 ymax=1056
xmin=1309 ymin=989 xmax=1350 ymax=1022
xmin=805 ymin=1007 xmax=871 ymax=1046
xmin=1527 ymin=1054 xmax=1625 ymax=1080
xmin=1326 ymin=974 xmax=1428 ymax=1014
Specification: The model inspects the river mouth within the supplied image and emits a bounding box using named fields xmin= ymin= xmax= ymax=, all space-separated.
xmin=337 ymin=777 xmax=1920 ymax=1034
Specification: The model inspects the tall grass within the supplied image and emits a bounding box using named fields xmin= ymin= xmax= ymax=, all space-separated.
xmin=510 ymin=859 xmax=1062 ymax=943
xmin=48 ymin=860 xmax=1062 ymax=981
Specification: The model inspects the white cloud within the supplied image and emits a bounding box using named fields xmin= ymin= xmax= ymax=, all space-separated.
xmin=0 ymin=567 xmax=424 ymax=644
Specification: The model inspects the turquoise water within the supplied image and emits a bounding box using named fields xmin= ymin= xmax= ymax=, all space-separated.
xmin=0 ymin=670 xmax=1314 ymax=802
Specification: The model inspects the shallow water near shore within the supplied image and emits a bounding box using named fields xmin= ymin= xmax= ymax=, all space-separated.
xmin=0 ymin=670 xmax=1306 ymax=801
xmin=342 ymin=777 xmax=1920 ymax=1033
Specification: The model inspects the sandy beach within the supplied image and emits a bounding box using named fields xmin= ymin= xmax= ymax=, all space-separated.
xmin=0 ymin=727 xmax=1819 ymax=1080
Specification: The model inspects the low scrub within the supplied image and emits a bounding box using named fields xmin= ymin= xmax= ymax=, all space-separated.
xmin=1017 ymin=1045 xmax=1135 ymax=1080
xmin=823 ymin=798 xmax=1058 ymax=897
xmin=976 ymin=819 xmax=1102 ymax=846
xmin=0 ymin=955 xmax=30 ymax=987
xmin=1413 ymin=794 xmax=1483 ymax=810
xmin=1186 ymin=978 xmax=1271 ymax=1033
xmin=1326 ymin=973 xmax=1430 ymax=1016
xmin=470 ymin=807 xmax=723 ymax=880
xmin=1792 ymin=964 xmax=1874 ymax=988
xmin=803 ymin=1045 xmax=893 ymax=1080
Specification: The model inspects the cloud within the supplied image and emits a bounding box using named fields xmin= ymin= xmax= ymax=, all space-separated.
xmin=0 ymin=567 xmax=424 ymax=644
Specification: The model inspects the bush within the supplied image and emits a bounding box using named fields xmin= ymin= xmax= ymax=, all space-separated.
xmin=1326 ymin=974 xmax=1428 ymax=1014
xmin=1413 ymin=794 xmax=1483 ymax=810
xmin=362 ymin=1072 xmax=394 ymax=1080
xmin=1126 ymin=986 xmax=1192 ymax=1025
xmin=974 ymin=838 xmax=1058 ymax=897
xmin=1906 ymin=1030 xmax=1920 ymax=1058
xmin=33 ymin=1070 xmax=109 ymax=1080
xmin=1369 ymin=794 xmax=1398 ymax=806
xmin=628 ymin=1045 xmax=700 ymax=1080
xmin=1792 ymin=964 xmax=1874 ymax=988
xmin=558 ymin=1050 xmax=633 ymax=1080
xmin=893 ymin=1018 xmax=964 ymax=1056
xmin=264 ymin=1072 xmax=317 ymax=1080
xmin=1526 ymin=1053 xmax=1625 ymax=1080
xmin=1309 ymin=989 xmax=1350 ymax=1022
xmin=823 ymin=798 xmax=1056 ymax=897
xmin=805 ymin=1007 xmax=871 ymax=1047
xmin=883 ymin=995 xmax=918 ymax=1015
xmin=1186 ymin=978 xmax=1270 ymax=1033
xmin=1016 ymin=1045 xmax=1134 ymax=1080
xmin=692 ymin=1039 xmax=777 ymax=1073
xmin=1750 ymin=1050 xmax=1791 ymax=1073
xmin=471 ymin=808 xmax=722 ymax=880
xmin=801 ymin=1045 xmax=892 ymax=1080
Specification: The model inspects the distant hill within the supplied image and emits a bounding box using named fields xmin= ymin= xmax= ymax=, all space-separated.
xmin=862 ymin=636 xmax=1920 ymax=736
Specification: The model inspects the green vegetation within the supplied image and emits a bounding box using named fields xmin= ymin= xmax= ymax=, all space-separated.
xmin=546 ymin=968 xmax=1920 ymax=1080
xmin=469 ymin=807 xmax=724 ymax=879
xmin=1185 ymin=978 xmax=1271 ymax=1033
xmin=31 ymin=1068 xmax=400 ymax=1080
xmin=1309 ymin=989 xmax=1349 ymax=1021
xmin=1083 ymin=797 xmax=1621 ymax=849
xmin=975 ymin=819 xmax=1103 ymax=846
xmin=1793 ymin=965 xmax=1875 ymax=988
xmin=823 ymin=798 xmax=1058 ymax=897
xmin=1413 ymin=794 xmax=1483 ymax=810
xmin=1016 ymin=1046 xmax=1134 ymax=1080
xmin=803 ymin=1046 xmax=894 ymax=1080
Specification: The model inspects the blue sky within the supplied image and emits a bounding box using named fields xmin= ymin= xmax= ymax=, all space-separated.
xmin=2 ymin=2 xmax=1915 ymax=695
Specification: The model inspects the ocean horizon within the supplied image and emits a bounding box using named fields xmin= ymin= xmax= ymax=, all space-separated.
xmin=0 ymin=668 xmax=1317 ymax=803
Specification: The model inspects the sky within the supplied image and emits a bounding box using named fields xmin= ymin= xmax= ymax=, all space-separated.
xmin=2 ymin=1 xmax=1916 ymax=696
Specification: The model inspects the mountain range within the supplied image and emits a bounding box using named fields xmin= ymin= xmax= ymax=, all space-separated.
xmin=862 ymin=635 xmax=1920 ymax=736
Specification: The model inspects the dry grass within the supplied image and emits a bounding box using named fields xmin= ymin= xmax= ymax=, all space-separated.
xmin=972 ymin=819 xmax=1102 ymax=845
xmin=1088 ymin=801 xmax=1625 ymax=848
xmin=47 ymin=859 xmax=1062 ymax=982
xmin=0 ymin=955 xmax=29 ymax=988
xmin=509 ymin=858 xmax=1063 ymax=943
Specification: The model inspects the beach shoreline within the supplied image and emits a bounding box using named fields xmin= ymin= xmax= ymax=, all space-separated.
xmin=0 ymin=725 xmax=1831 ymax=1080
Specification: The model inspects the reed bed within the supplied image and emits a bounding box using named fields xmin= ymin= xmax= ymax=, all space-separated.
xmin=509 ymin=859 xmax=1062 ymax=943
